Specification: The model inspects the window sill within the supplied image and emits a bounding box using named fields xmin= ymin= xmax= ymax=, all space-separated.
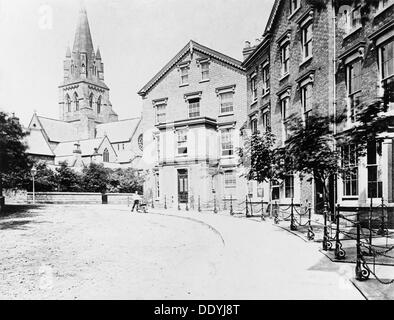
xmin=299 ymin=56 xmax=313 ymax=67
xmin=176 ymin=154 xmax=188 ymax=158
xmin=199 ymin=79 xmax=210 ymax=83
xmin=343 ymin=26 xmax=362 ymax=40
xmin=374 ymin=3 xmax=394 ymax=20
xmin=279 ymin=73 xmax=290 ymax=82
xmin=288 ymin=7 xmax=301 ymax=20
xmin=179 ymin=83 xmax=189 ymax=88
xmin=250 ymin=99 xmax=258 ymax=108
xmin=261 ymin=91 xmax=270 ymax=99
xmin=342 ymin=197 xmax=359 ymax=201
xmin=218 ymin=112 xmax=234 ymax=117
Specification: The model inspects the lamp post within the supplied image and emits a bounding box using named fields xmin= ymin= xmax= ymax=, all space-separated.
xmin=31 ymin=166 xmax=37 ymax=204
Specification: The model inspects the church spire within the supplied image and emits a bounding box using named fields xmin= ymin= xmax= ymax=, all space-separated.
xmin=72 ymin=4 xmax=94 ymax=56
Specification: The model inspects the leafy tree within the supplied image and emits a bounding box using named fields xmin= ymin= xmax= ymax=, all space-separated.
xmin=55 ymin=161 xmax=82 ymax=192
xmin=0 ymin=112 xmax=32 ymax=199
xmin=107 ymin=168 xmax=145 ymax=193
xmin=238 ymin=130 xmax=282 ymax=183
xmin=81 ymin=163 xmax=110 ymax=193
xmin=27 ymin=162 xmax=58 ymax=192
xmin=283 ymin=114 xmax=341 ymax=201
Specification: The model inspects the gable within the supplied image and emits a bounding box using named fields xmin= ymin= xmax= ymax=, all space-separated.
xmin=138 ymin=40 xmax=244 ymax=97
xmin=96 ymin=118 xmax=141 ymax=143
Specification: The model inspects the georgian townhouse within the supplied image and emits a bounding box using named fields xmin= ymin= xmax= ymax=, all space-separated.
xmin=243 ymin=0 xmax=337 ymax=213
xmin=335 ymin=0 xmax=394 ymax=217
xmin=138 ymin=41 xmax=247 ymax=209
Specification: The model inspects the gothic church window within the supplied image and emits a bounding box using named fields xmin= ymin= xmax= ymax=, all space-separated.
xmin=65 ymin=94 xmax=71 ymax=112
xmin=103 ymin=148 xmax=109 ymax=162
xmin=74 ymin=92 xmax=79 ymax=111
xmin=89 ymin=93 xmax=93 ymax=109
xmin=97 ymin=96 xmax=102 ymax=114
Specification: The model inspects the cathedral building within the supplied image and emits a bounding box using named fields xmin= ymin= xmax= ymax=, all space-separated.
xmin=26 ymin=6 xmax=142 ymax=170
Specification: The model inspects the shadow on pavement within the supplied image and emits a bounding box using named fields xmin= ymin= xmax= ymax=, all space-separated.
xmin=0 ymin=204 xmax=43 ymax=220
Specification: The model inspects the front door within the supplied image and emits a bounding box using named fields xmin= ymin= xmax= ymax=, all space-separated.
xmin=177 ymin=169 xmax=188 ymax=203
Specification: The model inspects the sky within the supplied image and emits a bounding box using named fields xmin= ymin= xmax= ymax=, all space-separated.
xmin=0 ymin=0 xmax=275 ymax=126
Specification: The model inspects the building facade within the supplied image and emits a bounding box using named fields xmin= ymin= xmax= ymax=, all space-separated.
xmin=242 ymin=0 xmax=336 ymax=213
xmin=25 ymin=6 xmax=142 ymax=170
xmin=335 ymin=0 xmax=394 ymax=211
xmin=139 ymin=41 xmax=247 ymax=209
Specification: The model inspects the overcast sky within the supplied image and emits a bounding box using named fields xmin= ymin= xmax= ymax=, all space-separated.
xmin=0 ymin=0 xmax=274 ymax=126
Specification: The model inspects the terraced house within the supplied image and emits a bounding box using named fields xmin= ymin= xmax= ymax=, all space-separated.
xmin=139 ymin=41 xmax=247 ymax=209
xmin=242 ymin=0 xmax=336 ymax=213
xmin=335 ymin=0 xmax=394 ymax=214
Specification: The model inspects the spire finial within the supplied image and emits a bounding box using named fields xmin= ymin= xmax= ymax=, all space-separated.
xmin=72 ymin=2 xmax=94 ymax=55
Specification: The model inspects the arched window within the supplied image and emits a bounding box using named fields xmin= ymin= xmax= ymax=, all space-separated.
xmin=65 ymin=94 xmax=71 ymax=112
xmin=74 ymin=92 xmax=79 ymax=111
xmin=89 ymin=93 xmax=93 ymax=109
xmin=81 ymin=63 xmax=86 ymax=75
xmin=103 ymin=148 xmax=109 ymax=162
xmin=97 ymin=96 xmax=102 ymax=114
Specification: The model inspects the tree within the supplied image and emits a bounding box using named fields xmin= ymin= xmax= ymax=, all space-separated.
xmin=107 ymin=168 xmax=145 ymax=193
xmin=284 ymin=114 xmax=342 ymax=205
xmin=55 ymin=161 xmax=82 ymax=192
xmin=26 ymin=162 xmax=58 ymax=192
xmin=0 ymin=112 xmax=32 ymax=200
xmin=81 ymin=163 xmax=110 ymax=193
xmin=238 ymin=130 xmax=282 ymax=183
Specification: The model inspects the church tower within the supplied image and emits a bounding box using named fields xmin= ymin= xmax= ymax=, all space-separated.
xmin=58 ymin=5 xmax=118 ymax=139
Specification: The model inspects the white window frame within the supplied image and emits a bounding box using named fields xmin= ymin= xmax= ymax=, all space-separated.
xmin=301 ymin=83 xmax=313 ymax=125
xmin=200 ymin=61 xmax=210 ymax=81
xmin=250 ymin=73 xmax=257 ymax=102
xmin=261 ymin=61 xmax=270 ymax=95
xmin=152 ymin=98 xmax=168 ymax=124
xmin=346 ymin=59 xmax=362 ymax=123
xmin=301 ymin=22 xmax=313 ymax=60
xmin=289 ymin=0 xmax=299 ymax=16
xmin=280 ymin=42 xmax=290 ymax=76
xmin=176 ymin=128 xmax=188 ymax=156
xmin=224 ymin=170 xmax=236 ymax=189
xmin=221 ymin=128 xmax=234 ymax=157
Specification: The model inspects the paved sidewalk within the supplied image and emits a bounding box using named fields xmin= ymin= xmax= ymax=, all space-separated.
xmin=142 ymin=205 xmax=394 ymax=300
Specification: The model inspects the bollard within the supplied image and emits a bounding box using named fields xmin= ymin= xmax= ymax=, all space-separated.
xmin=223 ymin=196 xmax=227 ymax=210
xmin=290 ymin=198 xmax=297 ymax=231
xmin=377 ymin=197 xmax=387 ymax=236
xmin=230 ymin=195 xmax=234 ymax=215
xmin=355 ymin=207 xmax=370 ymax=281
xmin=198 ymin=195 xmax=201 ymax=212
xmin=368 ymin=197 xmax=373 ymax=255
xmin=334 ymin=204 xmax=346 ymax=259
xmin=274 ymin=201 xmax=279 ymax=224
xmin=245 ymin=195 xmax=249 ymax=217
xmin=178 ymin=198 xmax=181 ymax=211
xmin=213 ymin=194 xmax=218 ymax=214
xmin=307 ymin=202 xmax=314 ymax=240
xmin=322 ymin=201 xmax=330 ymax=251
xmin=261 ymin=199 xmax=265 ymax=221
xmin=186 ymin=200 xmax=189 ymax=211
xmin=151 ymin=198 xmax=155 ymax=209
xmin=164 ymin=195 xmax=167 ymax=209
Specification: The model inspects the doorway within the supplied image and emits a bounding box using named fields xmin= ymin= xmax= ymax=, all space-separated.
xmin=177 ymin=169 xmax=188 ymax=203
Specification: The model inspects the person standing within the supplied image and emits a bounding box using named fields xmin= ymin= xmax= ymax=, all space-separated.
xmin=131 ymin=191 xmax=141 ymax=212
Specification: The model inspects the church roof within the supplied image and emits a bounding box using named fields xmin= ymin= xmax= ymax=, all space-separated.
xmin=138 ymin=40 xmax=245 ymax=96
xmin=24 ymin=129 xmax=55 ymax=157
xmin=96 ymin=118 xmax=141 ymax=143
xmin=36 ymin=116 xmax=79 ymax=142
xmin=53 ymin=137 xmax=105 ymax=157
xmin=72 ymin=5 xmax=94 ymax=55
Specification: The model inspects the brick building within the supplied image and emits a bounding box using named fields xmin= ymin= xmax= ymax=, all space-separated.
xmin=242 ymin=0 xmax=336 ymax=213
xmin=335 ymin=0 xmax=394 ymax=211
xmin=138 ymin=41 xmax=247 ymax=208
